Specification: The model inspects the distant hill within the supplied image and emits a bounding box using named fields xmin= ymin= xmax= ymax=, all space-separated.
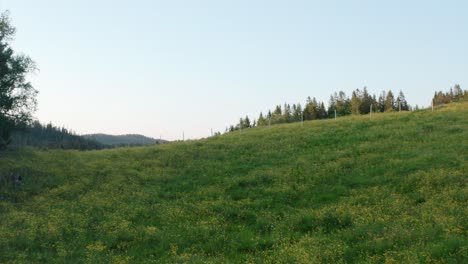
xmin=10 ymin=121 xmax=104 ymax=150
xmin=82 ymin=133 xmax=167 ymax=147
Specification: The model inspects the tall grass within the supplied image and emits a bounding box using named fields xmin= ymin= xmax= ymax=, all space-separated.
xmin=0 ymin=102 xmax=467 ymax=263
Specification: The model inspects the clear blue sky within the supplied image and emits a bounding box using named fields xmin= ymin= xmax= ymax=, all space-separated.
xmin=3 ymin=0 xmax=467 ymax=140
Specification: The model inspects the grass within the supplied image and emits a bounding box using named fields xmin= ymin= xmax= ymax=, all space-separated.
xmin=0 ymin=102 xmax=467 ymax=263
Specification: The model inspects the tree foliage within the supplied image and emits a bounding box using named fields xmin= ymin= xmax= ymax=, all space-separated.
xmin=228 ymin=88 xmax=412 ymax=131
xmin=433 ymin=84 xmax=467 ymax=106
xmin=0 ymin=11 xmax=37 ymax=148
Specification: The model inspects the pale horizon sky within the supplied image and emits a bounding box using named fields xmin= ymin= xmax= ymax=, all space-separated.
xmin=3 ymin=0 xmax=467 ymax=140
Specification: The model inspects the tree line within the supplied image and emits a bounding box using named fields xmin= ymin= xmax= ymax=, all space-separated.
xmin=432 ymin=84 xmax=467 ymax=105
xmin=228 ymin=88 xmax=410 ymax=132
xmin=11 ymin=121 xmax=105 ymax=150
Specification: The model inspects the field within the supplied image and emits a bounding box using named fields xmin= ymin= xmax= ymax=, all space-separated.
xmin=1 ymin=103 xmax=467 ymax=263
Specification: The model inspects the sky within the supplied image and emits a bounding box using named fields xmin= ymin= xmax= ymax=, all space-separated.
xmin=2 ymin=0 xmax=467 ymax=140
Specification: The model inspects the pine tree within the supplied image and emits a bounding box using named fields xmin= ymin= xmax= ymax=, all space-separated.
xmin=244 ymin=116 xmax=251 ymax=128
xmin=378 ymin=91 xmax=386 ymax=112
xmin=398 ymin=91 xmax=409 ymax=111
xmin=283 ymin=103 xmax=292 ymax=123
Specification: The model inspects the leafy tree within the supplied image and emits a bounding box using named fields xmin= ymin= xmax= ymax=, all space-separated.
xmin=0 ymin=12 xmax=37 ymax=148
xmin=350 ymin=90 xmax=361 ymax=114
xmin=385 ymin=90 xmax=395 ymax=112
xmin=433 ymin=85 xmax=467 ymax=106
xmin=335 ymin=91 xmax=351 ymax=116
xmin=257 ymin=112 xmax=266 ymax=126
xmin=303 ymin=97 xmax=318 ymax=120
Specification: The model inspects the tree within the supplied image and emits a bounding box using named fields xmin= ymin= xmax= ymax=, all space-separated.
xmin=303 ymin=97 xmax=318 ymax=120
xmin=385 ymin=90 xmax=395 ymax=112
xmin=292 ymin=104 xmax=302 ymax=122
xmin=350 ymin=90 xmax=362 ymax=114
xmin=257 ymin=112 xmax=266 ymax=126
xmin=244 ymin=116 xmax=251 ymax=128
xmin=283 ymin=103 xmax=292 ymax=123
xmin=397 ymin=91 xmax=409 ymax=111
xmin=317 ymin=102 xmax=327 ymax=119
xmin=378 ymin=91 xmax=386 ymax=112
xmin=452 ymin=84 xmax=463 ymax=102
xmin=0 ymin=11 xmax=37 ymax=148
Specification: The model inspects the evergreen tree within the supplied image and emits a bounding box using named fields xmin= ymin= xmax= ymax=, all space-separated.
xmin=359 ymin=87 xmax=373 ymax=114
xmin=328 ymin=94 xmax=336 ymax=116
xmin=283 ymin=103 xmax=292 ymax=123
xmin=378 ymin=91 xmax=386 ymax=112
xmin=244 ymin=116 xmax=251 ymax=128
xmin=317 ymin=102 xmax=327 ymax=119
xmin=398 ymin=91 xmax=409 ymax=111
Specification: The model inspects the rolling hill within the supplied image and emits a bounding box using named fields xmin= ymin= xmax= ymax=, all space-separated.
xmin=0 ymin=102 xmax=467 ymax=263
xmin=82 ymin=133 xmax=167 ymax=147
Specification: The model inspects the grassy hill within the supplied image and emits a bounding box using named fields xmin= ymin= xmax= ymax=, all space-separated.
xmin=0 ymin=103 xmax=467 ymax=263
xmin=82 ymin=133 xmax=167 ymax=147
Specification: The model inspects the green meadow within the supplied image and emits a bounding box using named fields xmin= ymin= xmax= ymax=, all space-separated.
xmin=1 ymin=103 xmax=467 ymax=263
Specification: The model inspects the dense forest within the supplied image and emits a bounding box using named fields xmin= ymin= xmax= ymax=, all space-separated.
xmin=10 ymin=121 xmax=104 ymax=150
xmin=10 ymin=123 xmax=167 ymax=150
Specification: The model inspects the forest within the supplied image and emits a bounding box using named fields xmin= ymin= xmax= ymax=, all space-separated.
xmin=228 ymin=86 xmax=467 ymax=132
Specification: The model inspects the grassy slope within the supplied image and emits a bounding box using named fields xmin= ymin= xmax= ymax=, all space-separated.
xmin=0 ymin=103 xmax=467 ymax=263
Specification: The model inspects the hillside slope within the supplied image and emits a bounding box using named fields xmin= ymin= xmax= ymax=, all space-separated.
xmin=1 ymin=103 xmax=467 ymax=263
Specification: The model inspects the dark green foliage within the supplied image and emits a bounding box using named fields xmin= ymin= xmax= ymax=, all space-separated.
xmin=10 ymin=121 xmax=103 ymax=150
xmin=0 ymin=11 xmax=37 ymax=149
xmin=83 ymin=133 xmax=166 ymax=147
